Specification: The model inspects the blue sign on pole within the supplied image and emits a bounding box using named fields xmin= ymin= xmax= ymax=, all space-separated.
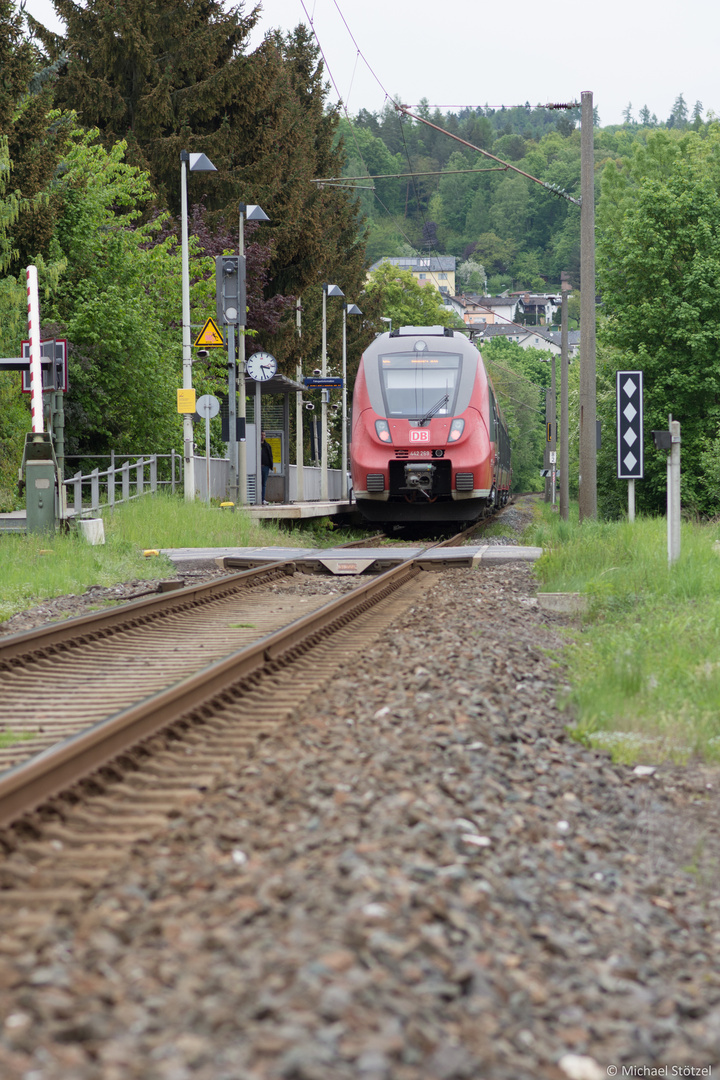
xmin=303 ymin=377 xmax=343 ymax=389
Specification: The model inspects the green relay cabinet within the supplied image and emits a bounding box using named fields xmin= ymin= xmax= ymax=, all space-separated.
xmin=21 ymin=431 xmax=58 ymax=533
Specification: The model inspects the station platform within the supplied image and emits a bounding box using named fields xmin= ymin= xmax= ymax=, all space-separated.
xmin=0 ymin=510 xmax=27 ymax=532
xmin=0 ymin=500 xmax=359 ymax=532
xmin=240 ymin=500 xmax=357 ymax=521
xmin=162 ymin=544 xmax=543 ymax=575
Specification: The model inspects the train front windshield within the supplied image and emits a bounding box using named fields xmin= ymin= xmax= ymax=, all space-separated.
xmin=379 ymin=352 xmax=462 ymax=418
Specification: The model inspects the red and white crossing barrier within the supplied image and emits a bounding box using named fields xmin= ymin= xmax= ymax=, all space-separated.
xmin=26 ymin=265 xmax=43 ymax=433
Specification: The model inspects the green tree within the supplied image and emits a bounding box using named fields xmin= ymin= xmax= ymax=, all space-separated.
xmin=31 ymin=0 xmax=261 ymax=206
xmin=365 ymin=262 xmax=461 ymax=329
xmin=456 ymin=258 xmax=487 ymax=293
xmin=0 ymin=137 xmax=28 ymax=507
xmin=488 ymin=174 xmax=530 ymax=242
xmin=482 ymin=339 xmax=550 ymax=492
xmin=692 ymin=100 xmax=704 ymax=130
xmin=512 ymin=250 xmax=545 ymax=292
xmin=597 ymin=126 xmax=720 ymax=514
xmin=667 ymin=93 xmax=689 ymax=129
xmin=0 ymin=0 xmax=72 ymax=270
xmin=437 ymin=150 xmax=479 ymax=234
xmin=36 ymin=131 xmax=195 ymax=457
xmin=32 ymin=3 xmax=367 ymax=311
xmin=0 ymin=136 xmax=21 ymax=272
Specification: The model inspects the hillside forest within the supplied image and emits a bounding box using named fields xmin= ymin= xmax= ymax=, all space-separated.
xmin=0 ymin=0 xmax=717 ymax=517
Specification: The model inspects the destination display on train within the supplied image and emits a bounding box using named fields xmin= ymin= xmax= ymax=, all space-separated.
xmin=380 ymin=353 xmax=461 ymax=367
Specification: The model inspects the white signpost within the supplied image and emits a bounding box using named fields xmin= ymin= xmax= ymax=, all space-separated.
xmin=196 ymin=394 xmax=220 ymax=503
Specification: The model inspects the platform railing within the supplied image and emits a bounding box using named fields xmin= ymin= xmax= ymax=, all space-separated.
xmin=63 ymin=455 xmax=166 ymax=518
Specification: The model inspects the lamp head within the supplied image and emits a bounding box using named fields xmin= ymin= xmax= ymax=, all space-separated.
xmin=241 ymin=203 xmax=269 ymax=222
xmin=188 ymin=152 xmax=217 ymax=172
xmin=346 ymin=304 xmax=362 ymax=316
xmin=324 ymin=283 xmax=344 ymax=298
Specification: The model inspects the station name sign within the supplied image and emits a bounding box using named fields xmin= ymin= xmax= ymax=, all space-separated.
xmin=303 ymin=377 xmax=343 ymax=389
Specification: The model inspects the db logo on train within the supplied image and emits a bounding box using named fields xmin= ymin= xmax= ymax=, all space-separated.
xmin=409 ymin=429 xmax=430 ymax=442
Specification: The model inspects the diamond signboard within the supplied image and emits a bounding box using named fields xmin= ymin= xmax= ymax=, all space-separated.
xmin=616 ymin=370 xmax=644 ymax=480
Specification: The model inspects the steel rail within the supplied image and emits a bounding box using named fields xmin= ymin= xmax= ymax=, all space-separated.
xmin=0 ymin=557 xmax=420 ymax=829
xmin=0 ymin=561 xmax=293 ymax=663
xmin=337 ymin=531 xmax=386 ymax=548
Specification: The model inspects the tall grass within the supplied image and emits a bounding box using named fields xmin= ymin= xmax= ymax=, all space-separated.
xmin=527 ymin=504 xmax=720 ymax=763
xmin=104 ymin=492 xmax=308 ymax=549
xmin=0 ymin=527 xmax=170 ymax=622
xmin=0 ymin=494 xmax=336 ymax=623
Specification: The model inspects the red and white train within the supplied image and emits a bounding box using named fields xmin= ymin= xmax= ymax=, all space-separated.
xmin=350 ymin=325 xmax=511 ymax=525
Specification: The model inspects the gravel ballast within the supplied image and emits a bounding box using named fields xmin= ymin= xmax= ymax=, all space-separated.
xmin=1 ymin=513 xmax=719 ymax=1079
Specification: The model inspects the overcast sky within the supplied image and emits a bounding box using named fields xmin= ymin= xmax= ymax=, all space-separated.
xmin=21 ymin=0 xmax=719 ymax=129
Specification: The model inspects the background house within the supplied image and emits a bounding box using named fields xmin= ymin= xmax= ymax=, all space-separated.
xmin=476 ymin=323 xmax=581 ymax=357
xmin=369 ymin=256 xmax=456 ymax=295
xmin=515 ymin=292 xmax=561 ymax=325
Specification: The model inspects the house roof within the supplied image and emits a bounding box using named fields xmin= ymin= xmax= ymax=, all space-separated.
xmin=369 ymin=256 xmax=456 ymax=273
xmin=468 ymin=294 xmax=517 ymax=306
xmin=477 ymin=323 xmax=580 ymax=348
xmin=448 ymin=295 xmax=492 ymax=311
xmin=478 ymin=323 xmax=523 ymax=337
xmin=544 ymin=330 xmax=581 ymax=346
xmin=519 ymin=295 xmax=560 ymax=306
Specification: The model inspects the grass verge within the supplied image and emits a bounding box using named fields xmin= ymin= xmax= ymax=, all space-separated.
xmin=0 ymin=494 xmax=350 ymax=623
xmin=526 ymin=502 xmax=720 ymax=764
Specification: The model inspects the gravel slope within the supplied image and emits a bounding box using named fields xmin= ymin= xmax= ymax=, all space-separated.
xmin=1 ymin=548 xmax=719 ymax=1079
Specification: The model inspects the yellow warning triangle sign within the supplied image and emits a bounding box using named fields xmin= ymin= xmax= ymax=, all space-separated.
xmin=194 ymin=317 xmax=225 ymax=348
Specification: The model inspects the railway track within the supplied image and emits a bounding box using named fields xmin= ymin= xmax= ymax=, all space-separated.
xmin=0 ymin=552 xmax=432 ymax=931
xmin=0 ymin=507 xmax=522 ymax=934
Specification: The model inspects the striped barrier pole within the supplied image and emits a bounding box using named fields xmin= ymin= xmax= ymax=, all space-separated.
xmin=26 ymin=265 xmax=43 ymax=433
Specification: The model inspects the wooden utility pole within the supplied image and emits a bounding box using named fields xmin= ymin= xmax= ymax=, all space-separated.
xmin=579 ymin=90 xmax=597 ymax=521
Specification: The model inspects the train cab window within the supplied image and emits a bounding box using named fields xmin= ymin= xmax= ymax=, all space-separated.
xmin=378 ymin=352 xmax=462 ymax=419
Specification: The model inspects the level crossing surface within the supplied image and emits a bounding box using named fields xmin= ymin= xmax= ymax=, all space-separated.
xmin=160 ymin=544 xmax=543 ymax=573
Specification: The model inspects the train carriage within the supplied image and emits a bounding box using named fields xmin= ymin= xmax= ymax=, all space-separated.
xmin=350 ymin=325 xmax=511 ymax=525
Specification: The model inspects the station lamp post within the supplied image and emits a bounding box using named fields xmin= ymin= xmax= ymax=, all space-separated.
xmin=321 ymin=282 xmax=344 ymax=500
xmin=181 ymin=150 xmax=216 ymax=501
xmin=236 ymin=203 xmax=269 ymax=505
xmin=342 ymin=302 xmax=362 ymax=500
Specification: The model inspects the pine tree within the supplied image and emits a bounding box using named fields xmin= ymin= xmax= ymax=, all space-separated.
xmin=667 ymin=93 xmax=688 ymax=128
xmin=30 ymin=4 xmax=369 ymax=372
xmin=0 ymin=0 xmax=71 ymax=269
xmin=31 ymin=0 xmax=264 ymax=206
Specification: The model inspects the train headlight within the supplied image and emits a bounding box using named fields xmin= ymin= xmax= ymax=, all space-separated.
xmin=448 ymin=418 xmax=465 ymax=442
xmin=375 ymin=419 xmax=392 ymax=443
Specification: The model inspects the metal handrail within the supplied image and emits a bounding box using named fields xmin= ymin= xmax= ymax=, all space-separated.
xmin=62 ymin=453 xmax=177 ymax=518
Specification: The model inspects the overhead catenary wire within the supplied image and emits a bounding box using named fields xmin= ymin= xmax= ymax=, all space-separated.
xmin=301 ymin=0 xmax=581 ymax=284
xmin=417 ymin=103 xmax=580 ymax=112
xmin=298 ymin=0 xmax=419 ymax=254
xmin=483 ymin=356 xmax=551 ymax=392
xmin=306 ymin=1 xmax=582 ymax=207
xmin=313 ymin=166 xmax=509 ymax=185
xmin=329 ymin=0 xmax=470 ymax=269
xmin=301 ymin=0 xmax=464 ymax=266
xmin=393 ymin=104 xmax=581 ymax=206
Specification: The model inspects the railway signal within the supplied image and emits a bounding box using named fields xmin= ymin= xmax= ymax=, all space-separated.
xmin=616 ymin=370 xmax=644 ymax=521
xmin=216 ymin=256 xmax=246 ymax=326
